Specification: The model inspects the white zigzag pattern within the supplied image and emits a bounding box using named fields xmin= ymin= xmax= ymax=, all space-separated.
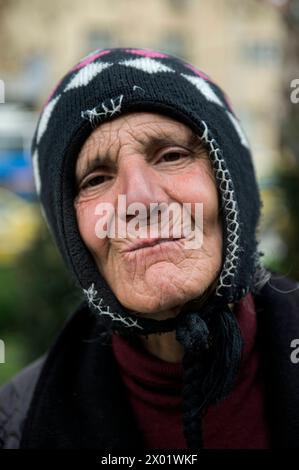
xmin=32 ymin=149 xmax=41 ymax=195
xmin=119 ymin=57 xmax=175 ymax=74
xmin=64 ymin=62 xmax=113 ymax=92
xmin=181 ymin=74 xmax=224 ymax=108
xmin=226 ymin=111 xmax=250 ymax=149
xmin=36 ymin=95 xmax=61 ymax=144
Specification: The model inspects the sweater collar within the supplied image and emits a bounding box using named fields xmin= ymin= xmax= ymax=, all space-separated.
xmin=111 ymin=293 xmax=257 ymax=404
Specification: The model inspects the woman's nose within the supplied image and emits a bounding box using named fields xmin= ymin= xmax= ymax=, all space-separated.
xmin=117 ymin=156 xmax=169 ymax=220
xmin=120 ymin=157 xmax=168 ymax=204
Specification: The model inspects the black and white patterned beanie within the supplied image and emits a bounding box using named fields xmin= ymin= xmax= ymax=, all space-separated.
xmin=31 ymin=47 xmax=269 ymax=449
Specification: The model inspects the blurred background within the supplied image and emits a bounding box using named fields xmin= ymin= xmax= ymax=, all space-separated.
xmin=0 ymin=0 xmax=299 ymax=385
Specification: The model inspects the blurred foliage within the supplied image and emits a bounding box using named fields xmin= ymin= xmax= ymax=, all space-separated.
xmin=0 ymin=215 xmax=80 ymax=385
xmin=272 ymin=165 xmax=299 ymax=281
xmin=271 ymin=0 xmax=299 ymax=282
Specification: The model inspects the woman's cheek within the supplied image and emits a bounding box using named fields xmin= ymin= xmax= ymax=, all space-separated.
xmin=76 ymin=201 xmax=102 ymax=252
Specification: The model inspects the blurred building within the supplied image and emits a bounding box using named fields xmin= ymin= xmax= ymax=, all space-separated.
xmin=0 ymin=0 xmax=290 ymax=263
xmin=0 ymin=104 xmax=37 ymax=197
xmin=0 ymin=0 xmax=286 ymax=179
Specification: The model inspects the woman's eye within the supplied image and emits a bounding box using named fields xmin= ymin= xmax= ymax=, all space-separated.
xmin=81 ymin=175 xmax=111 ymax=190
xmin=159 ymin=151 xmax=188 ymax=163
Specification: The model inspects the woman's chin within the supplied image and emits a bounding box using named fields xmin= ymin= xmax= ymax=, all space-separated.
xmin=129 ymin=301 xmax=183 ymax=321
xmin=117 ymin=284 xmax=195 ymax=318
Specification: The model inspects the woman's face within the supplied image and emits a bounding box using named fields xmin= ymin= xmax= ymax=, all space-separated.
xmin=74 ymin=112 xmax=222 ymax=319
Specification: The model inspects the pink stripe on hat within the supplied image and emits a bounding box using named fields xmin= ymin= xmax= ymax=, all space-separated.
xmin=71 ymin=49 xmax=111 ymax=72
xmin=125 ymin=48 xmax=168 ymax=58
xmin=185 ymin=64 xmax=211 ymax=81
xmin=44 ymin=83 xmax=61 ymax=108
xmin=185 ymin=63 xmax=235 ymax=113
xmin=222 ymin=91 xmax=235 ymax=114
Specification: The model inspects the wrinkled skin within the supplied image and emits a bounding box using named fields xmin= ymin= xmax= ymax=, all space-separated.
xmin=74 ymin=112 xmax=222 ymax=322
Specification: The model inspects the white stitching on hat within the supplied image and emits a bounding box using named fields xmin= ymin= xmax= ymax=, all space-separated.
xmin=81 ymin=95 xmax=124 ymax=128
xmin=200 ymin=120 xmax=240 ymax=298
xmin=83 ymin=283 xmax=143 ymax=329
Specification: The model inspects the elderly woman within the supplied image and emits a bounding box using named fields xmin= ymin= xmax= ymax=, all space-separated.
xmin=0 ymin=48 xmax=299 ymax=450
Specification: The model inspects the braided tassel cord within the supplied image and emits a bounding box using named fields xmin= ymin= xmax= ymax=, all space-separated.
xmin=176 ymin=305 xmax=243 ymax=449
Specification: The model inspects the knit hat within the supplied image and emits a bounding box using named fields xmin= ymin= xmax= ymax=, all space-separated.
xmin=31 ymin=47 xmax=268 ymax=448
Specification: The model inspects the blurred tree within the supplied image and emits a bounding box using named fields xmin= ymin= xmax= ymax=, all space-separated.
xmin=276 ymin=168 xmax=299 ymax=277
xmin=275 ymin=0 xmax=299 ymax=280
xmin=0 ymin=214 xmax=80 ymax=384
xmin=14 ymin=218 xmax=81 ymax=360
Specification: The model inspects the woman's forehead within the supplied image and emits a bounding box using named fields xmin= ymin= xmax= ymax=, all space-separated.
xmin=78 ymin=111 xmax=195 ymax=156
xmin=87 ymin=112 xmax=193 ymax=143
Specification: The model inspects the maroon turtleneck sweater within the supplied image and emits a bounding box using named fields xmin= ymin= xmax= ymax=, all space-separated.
xmin=112 ymin=294 xmax=271 ymax=449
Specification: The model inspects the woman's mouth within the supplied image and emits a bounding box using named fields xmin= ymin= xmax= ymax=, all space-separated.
xmin=125 ymin=237 xmax=184 ymax=252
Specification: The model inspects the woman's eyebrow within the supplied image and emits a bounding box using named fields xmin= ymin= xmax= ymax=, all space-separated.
xmin=77 ymin=131 xmax=205 ymax=182
xmin=142 ymin=132 xmax=204 ymax=152
xmin=77 ymin=153 xmax=117 ymax=182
